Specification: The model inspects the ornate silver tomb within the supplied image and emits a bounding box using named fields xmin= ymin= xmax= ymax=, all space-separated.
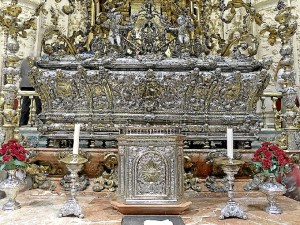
xmin=31 ymin=55 xmax=269 ymax=147
xmin=29 ymin=0 xmax=271 ymax=148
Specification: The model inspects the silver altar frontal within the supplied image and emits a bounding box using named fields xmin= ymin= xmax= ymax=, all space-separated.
xmin=117 ymin=126 xmax=185 ymax=205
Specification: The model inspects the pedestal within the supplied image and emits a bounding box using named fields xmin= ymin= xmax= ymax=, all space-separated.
xmin=111 ymin=201 xmax=191 ymax=215
xmin=112 ymin=126 xmax=191 ymax=214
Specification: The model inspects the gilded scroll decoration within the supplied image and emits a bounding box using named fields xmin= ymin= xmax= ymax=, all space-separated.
xmin=26 ymin=163 xmax=57 ymax=191
xmin=269 ymin=1 xmax=299 ymax=150
xmin=184 ymin=156 xmax=201 ymax=192
xmin=93 ymin=153 xmax=118 ymax=192
xmin=38 ymin=0 xmax=276 ymax=60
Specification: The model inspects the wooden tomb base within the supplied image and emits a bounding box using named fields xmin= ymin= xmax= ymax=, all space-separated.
xmin=111 ymin=200 xmax=192 ymax=215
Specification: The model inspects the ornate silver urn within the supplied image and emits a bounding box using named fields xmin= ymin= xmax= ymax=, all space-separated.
xmin=259 ymin=174 xmax=287 ymax=214
xmin=0 ymin=170 xmax=22 ymax=210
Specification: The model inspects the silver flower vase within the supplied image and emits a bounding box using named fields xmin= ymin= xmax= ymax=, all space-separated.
xmin=0 ymin=170 xmax=22 ymax=210
xmin=259 ymin=174 xmax=286 ymax=214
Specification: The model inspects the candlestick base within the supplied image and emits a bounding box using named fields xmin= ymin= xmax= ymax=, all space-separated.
xmin=219 ymin=201 xmax=248 ymax=220
xmin=58 ymin=198 xmax=84 ymax=218
xmin=58 ymin=154 xmax=88 ymax=218
xmin=218 ymin=159 xmax=248 ymax=220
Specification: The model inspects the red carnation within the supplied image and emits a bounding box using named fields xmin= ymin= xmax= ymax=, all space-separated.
xmin=0 ymin=145 xmax=8 ymax=155
xmin=269 ymin=145 xmax=280 ymax=151
xmin=20 ymin=148 xmax=27 ymax=154
xmin=0 ymin=139 xmax=30 ymax=170
xmin=283 ymin=158 xmax=291 ymax=165
xmin=278 ymin=155 xmax=285 ymax=166
xmin=2 ymin=155 xmax=13 ymax=162
xmin=254 ymin=150 xmax=262 ymax=156
xmin=252 ymin=155 xmax=261 ymax=162
xmin=262 ymin=158 xmax=272 ymax=169
xmin=278 ymin=156 xmax=291 ymax=166
xmin=273 ymin=150 xmax=282 ymax=157
xmin=263 ymin=150 xmax=272 ymax=159
xmin=10 ymin=148 xmax=19 ymax=156
xmin=16 ymin=153 xmax=26 ymax=161
xmin=7 ymin=139 xmax=18 ymax=144
xmin=261 ymin=142 xmax=272 ymax=147
xmin=282 ymin=152 xmax=289 ymax=158
xmin=252 ymin=142 xmax=291 ymax=178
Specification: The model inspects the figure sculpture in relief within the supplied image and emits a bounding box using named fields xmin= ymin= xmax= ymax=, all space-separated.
xmin=167 ymin=13 xmax=193 ymax=44
xmin=276 ymin=68 xmax=286 ymax=92
xmin=167 ymin=12 xmax=194 ymax=55
xmin=176 ymin=15 xmax=192 ymax=45
xmin=102 ymin=12 xmax=123 ymax=47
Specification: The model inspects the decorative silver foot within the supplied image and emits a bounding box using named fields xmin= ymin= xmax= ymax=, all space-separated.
xmin=2 ymin=199 xmax=21 ymax=211
xmin=58 ymin=198 xmax=84 ymax=218
xmin=265 ymin=202 xmax=282 ymax=214
xmin=219 ymin=201 xmax=248 ymax=220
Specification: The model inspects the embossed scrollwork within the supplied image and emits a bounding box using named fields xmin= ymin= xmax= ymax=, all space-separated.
xmin=93 ymin=153 xmax=118 ymax=192
xmin=184 ymin=156 xmax=201 ymax=192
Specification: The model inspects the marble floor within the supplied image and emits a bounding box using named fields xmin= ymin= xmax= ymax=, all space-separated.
xmin=0 ymin=189 xmax=300 ymax=225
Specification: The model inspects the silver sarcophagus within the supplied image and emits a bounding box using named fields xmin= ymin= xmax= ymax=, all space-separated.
xmin=31 ymin=56 xmax=269 ymax=147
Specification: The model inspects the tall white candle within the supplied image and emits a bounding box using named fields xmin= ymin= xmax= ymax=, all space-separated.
xmin=73 ymin=123 xmax=80 ymax=155
xmin=227 ymin=127 xmax=233 ymax=159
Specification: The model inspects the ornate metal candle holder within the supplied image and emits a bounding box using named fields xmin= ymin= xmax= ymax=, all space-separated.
xmin=58 ymin=154 xmax=88 ymax=218
xmin=219 ymin=159 xmax=248 ymax=220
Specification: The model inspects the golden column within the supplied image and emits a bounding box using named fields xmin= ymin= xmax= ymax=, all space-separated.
xmin=0 ymin=0 xmax=43 ymax=141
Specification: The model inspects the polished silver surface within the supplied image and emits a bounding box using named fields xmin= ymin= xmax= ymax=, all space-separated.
xmin=116 ymin=126 xmax=186 ymax=205
xmin=0 ymin=170 xmax=22 ymax=210
xmin=259 ymin=174 xmax=287 ymax=214
xmin=30 ymin=56 xmax=269 ymax=146
xmin=219 ymin=159 xmax=248 ymax=220
xmin=58 ymin=154 xmax=88 ymax=218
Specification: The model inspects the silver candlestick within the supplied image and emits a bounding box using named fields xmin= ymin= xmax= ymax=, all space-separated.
xmin=219 ymin=159 xmax=248 ymax=220
xmin=58 ymin=154 xmax=88 ymax=218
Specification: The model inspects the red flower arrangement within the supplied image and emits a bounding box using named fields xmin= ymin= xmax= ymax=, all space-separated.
xmin=0 ymin=139 xmax=30 ymax=170
xmin=252 ymin=142 xmax=291 ymax=177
